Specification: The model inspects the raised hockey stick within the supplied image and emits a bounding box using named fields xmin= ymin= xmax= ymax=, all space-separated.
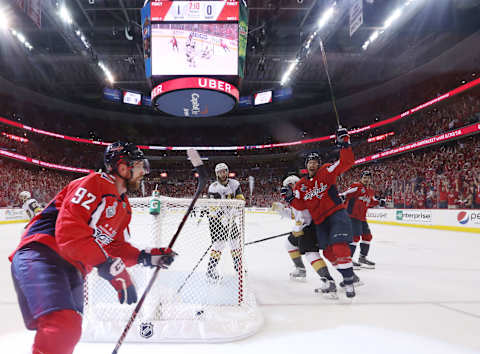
xmin=319 ymin=38 xmax=342 ymax=129
xmin=112 ymin=149 xmax=208 ymax=354
xmin=245 ymin=232 xmax=290 ymax=246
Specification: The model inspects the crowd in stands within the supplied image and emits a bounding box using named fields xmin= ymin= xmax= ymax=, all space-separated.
xmin=2 ymin=88 xmax=480 ymax=173
xmin=1 ymin=73 xmax=480 ymax=209
xmin=2 ymin=131 xmax=479 ymax=209
xmin=339 ymin=134 xmax=480 ymax=209
xmin=0 ymin=159 xmax=74 ymax=208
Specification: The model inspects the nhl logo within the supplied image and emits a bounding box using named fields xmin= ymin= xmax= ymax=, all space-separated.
xmin=140 ymin=322 xmax=153 ymax=339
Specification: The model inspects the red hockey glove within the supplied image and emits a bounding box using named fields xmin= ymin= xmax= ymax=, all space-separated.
xmin=138 ymin=248 xmax=178 ymax=268
xmin=96 ymin=257 xmax=137 ymax=305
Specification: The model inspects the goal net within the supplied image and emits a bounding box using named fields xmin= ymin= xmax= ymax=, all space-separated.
xmin=81 ymin=196 xmax=262 ymax=343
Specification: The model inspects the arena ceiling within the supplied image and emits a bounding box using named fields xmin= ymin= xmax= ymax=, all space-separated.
xmin=1 ymin=0 xmax=480 ymax=116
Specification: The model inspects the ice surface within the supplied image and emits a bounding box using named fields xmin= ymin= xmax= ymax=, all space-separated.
xmin=1 ymin=212 xmax=479 ymax=353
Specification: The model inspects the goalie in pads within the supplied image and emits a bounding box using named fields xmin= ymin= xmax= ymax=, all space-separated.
xmin=206 ymin=163 xmax=244 ymax=282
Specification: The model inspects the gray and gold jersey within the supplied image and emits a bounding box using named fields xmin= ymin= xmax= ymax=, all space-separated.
xmin=208 ymin=179 xmax=243 ymax=200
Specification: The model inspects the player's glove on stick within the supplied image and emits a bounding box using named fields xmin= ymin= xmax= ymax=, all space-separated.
xmin=96 ymin=257 xmax=137 ymax=305
xmin=336 ymin=127 xmax=351 ymax=148
xmin=280 ymin=185 xmax=295 ymax=204
xmin=138 ymin=248 xmax=178 ymax=269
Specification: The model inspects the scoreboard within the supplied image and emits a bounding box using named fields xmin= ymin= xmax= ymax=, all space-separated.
xmin=150 ymin=1 xmax=239 ymax=22
xmin=141 ymin=0 xmax=248 ymax=118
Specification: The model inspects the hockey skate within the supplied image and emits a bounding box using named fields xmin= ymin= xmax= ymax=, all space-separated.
xmin=206 ymin=268 xmax=222 ymax=284
xmin=352 ymin=260 xmax=362 ymax=270
xmin=314 ymin=278 xmax=338 ymax=299
xmin=344 ymin=283 xmax=355 ymax=298
xmin=289 ymin=267 xmax=307 ymax=282
xmin=358 ymin=255 xmax=375 ymax=269
xmin=339 ymin=273 xmax=364 ymax=288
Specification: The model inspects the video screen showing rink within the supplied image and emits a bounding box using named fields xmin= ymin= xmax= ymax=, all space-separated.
xmin=151 ymin=23 xmax=238 ymax=75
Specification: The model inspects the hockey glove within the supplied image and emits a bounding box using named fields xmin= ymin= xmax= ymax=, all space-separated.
xmin=336 ymin=127 xmax=351 ymax=148
xmin=339 ymin=193 xmax=346 ymax=204
xmin=280 ymin=185 xmax=295 ymax=204
xmin=379 ymin=198 xmax=386 ymax=207
xmin=138 ymin=248 xmax=178 ymax=269
xmin=96 ymin=257 xmax=137 ymax=305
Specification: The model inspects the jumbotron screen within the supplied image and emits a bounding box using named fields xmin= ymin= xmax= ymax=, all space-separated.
xmin=151 ymin=23 xmax=238 ymax=76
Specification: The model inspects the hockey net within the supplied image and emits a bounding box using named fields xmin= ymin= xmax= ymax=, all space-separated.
xmin=81 ymin=196 xmax=262 ymax=343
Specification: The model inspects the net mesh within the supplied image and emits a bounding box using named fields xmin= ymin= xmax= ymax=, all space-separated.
xmin=81 ymin=196 xmax=262 ymax=343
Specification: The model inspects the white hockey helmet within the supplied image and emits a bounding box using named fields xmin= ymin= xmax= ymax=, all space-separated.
xmin=19 ymin=191 xmax=31 ymax=202
xmin=215 ymin=163 xmax=229 ymax=176
xmin=282 ymin=175 xmax=300 ymax=188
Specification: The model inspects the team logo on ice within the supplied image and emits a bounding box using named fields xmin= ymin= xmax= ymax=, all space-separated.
xmin=140 ymin=322 xmax=154 ymax=339
xmin=457 ymin=211 xmax=469 ymax=225
xmin=106 ymin=201 xmax=117 ymax=218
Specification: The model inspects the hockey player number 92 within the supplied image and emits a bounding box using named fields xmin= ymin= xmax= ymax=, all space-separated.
xmin=71 ymin=187 xmax=97 ymax=210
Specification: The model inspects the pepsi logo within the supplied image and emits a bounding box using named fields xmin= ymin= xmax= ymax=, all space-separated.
xmin=457 ymin=211 xmax=469 ymax=225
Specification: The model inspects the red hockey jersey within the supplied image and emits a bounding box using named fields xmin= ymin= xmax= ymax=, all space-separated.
xmin=291 ymin=147 xmax=354 ymax=224
xmin=9 ymin=172 xmax=141 ymax=275
xmin=343 ymin=182 xmax=379 ymax=221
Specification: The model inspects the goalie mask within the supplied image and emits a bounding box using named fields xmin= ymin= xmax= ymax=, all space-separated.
xmin=19 ymin=191 xmax=31 ymax=202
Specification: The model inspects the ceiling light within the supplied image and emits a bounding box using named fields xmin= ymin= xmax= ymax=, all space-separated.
xmin=1 ymin=16 xmax=9 ymax=31
xmin=59 ymin=6 xmax=73 ymax=24
xmin=384 ymin=8 xmax=402 ymax=29
xmin=317 ymin=5 xmax=335 ymax=29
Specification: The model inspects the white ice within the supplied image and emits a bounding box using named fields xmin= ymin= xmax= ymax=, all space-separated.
xmin=1 ymin=213 xmax=479 ymax=353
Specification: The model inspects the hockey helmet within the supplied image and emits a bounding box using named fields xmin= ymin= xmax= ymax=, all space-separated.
xmin=362 ymin=170 xmax=372 ymax=177
xmin=305 ymin=152 xmax=321 ymax=167
xmin=282 ymin=175 xmax=300 ymax=188
xmin=215 ymin=163 xmax=229 ymax=176
xmin=104 ymin=142 xmax=150 ymax=174
xmin=19 ymin=191 xmax=31 ymax=202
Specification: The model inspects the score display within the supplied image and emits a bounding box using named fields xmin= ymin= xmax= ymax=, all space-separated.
xmin=142 ymin=1 xmax=247 ymax=117
xmin=151 ymin=23 xmax=238 ymax=76
xmin=151 ymin=1 xmax=239 ymax=22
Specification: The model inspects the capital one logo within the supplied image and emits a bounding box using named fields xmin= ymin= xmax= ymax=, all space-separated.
xmin=457 ymin=211 xmax=469 ymax=225
xmin=396 ymin=210 xmax=403 ymax=220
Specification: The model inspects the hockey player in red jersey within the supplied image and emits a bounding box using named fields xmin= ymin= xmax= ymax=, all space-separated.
xmin=170 ymin=35 xmax=179 ymax=52
xmin=282 ymin=127 xmax=357 ymax=298
xmin=341 ymin=170 xmax=385 ymax=269
xmin=9 ymin=142 xmax=177 ymax=354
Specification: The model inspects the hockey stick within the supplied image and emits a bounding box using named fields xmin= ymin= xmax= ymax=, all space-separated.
xmin=112 ymin=149 xmax=208 ymax=354
xmin=319 ymin=38 xmax=342 ymax=129
xmin=245 ymin=232 xmax=290 ymax=246
xmin=176 ymin=243 xmax=212 ymax=295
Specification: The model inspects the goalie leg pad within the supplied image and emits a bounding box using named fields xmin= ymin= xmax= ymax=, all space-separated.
xmin=33 ymin=309 xmax=82 ymax=354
